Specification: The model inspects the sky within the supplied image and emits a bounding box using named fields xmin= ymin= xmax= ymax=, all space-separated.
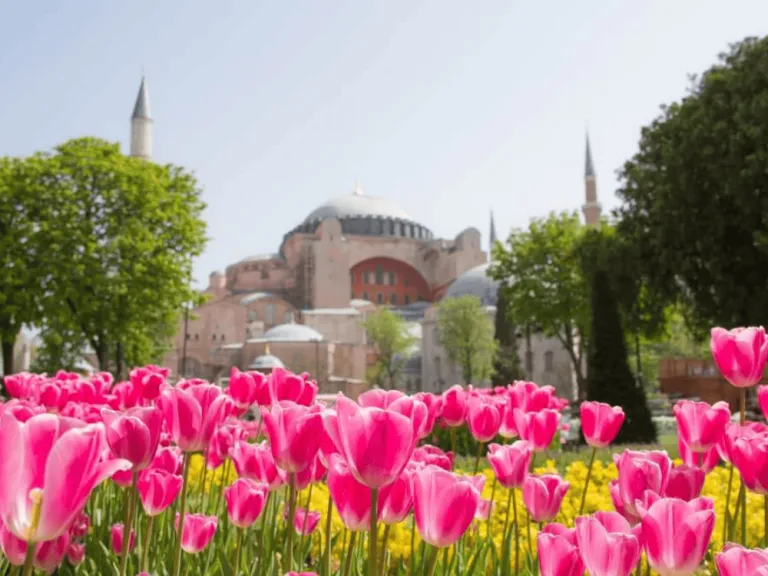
xmin=2 ymin=1 xmax=767 ymax=288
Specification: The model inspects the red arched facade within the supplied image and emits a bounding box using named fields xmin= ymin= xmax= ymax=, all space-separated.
xmin=350 ymin=257 xmax=432 ymax=306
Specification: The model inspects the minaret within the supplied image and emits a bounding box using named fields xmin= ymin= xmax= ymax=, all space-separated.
xmin=489 ymin=209 xmax=497 ymax=255
xmin=582 ymin=134 xmax=602 ymax=226
xmin=130 ymin=76 xmax=153 ymax=160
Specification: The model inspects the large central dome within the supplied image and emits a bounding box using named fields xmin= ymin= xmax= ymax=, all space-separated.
xmin=303 ymin=191 xmax=411 ymax=224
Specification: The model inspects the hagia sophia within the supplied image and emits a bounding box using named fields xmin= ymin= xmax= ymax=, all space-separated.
xmin=13 ymin=77 xmax=603 ymax=402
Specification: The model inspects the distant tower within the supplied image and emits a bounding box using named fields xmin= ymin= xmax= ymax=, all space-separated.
xmin=130 ymin=76 xmax=153 ymax=160
xmin=582 ymin=134 xmax=602 ymax=226
xmin=489 ymin=209 xmax=497 ymax=255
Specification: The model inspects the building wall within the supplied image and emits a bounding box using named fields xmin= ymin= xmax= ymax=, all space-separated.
xmin=300 ymin=309 xmax=367 ymax=344
xmin=350 ymin=257 xmax=431 ymax=306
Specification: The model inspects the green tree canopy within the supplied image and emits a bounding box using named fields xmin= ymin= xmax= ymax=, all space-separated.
xmin=437 ymin=295 xmax=497 ymax=385
xmin=490 ymin=212 xmax=589 ymax=396
xmin=491 ymin=287 xmax=525 ymax=385
xmin=363 ymin=307 xmax=417 ymax=389
xmin=31 ymin=138 xmax=207 ymax=374
xmin=616 ymin=36 xmax=768 ymax=333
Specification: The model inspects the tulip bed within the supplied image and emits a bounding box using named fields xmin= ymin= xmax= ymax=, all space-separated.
xmin=0 ymin=326 xmax=767 ymax=575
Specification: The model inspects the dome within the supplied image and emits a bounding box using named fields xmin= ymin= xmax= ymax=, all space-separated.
xmin=444 ymin=263 xmax=499 ymax=307
xmin=303 ymin=193 xmax=411 ymax=224
xmin=249 ymin=354 xmax=285 ymax=371
xmin=263 ymin=323 xmax=324 ymax=342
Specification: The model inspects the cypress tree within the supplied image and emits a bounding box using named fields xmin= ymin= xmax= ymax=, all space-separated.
xmin=492 ymin=287 xmax=525 ymax=385
xmin=586 ymin=268 xmax=657 ymax=444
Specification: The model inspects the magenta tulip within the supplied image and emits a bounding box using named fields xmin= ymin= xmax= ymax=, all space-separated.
xmin=711 ymin=326 xmax=768 ymax=387
xmin=674 ymin=399 xmax=730 ymax=453
xmin=580 ymin=401 xmax=624 ymax=447
xmin=522 ymin=474 xmax=569 ymax=523
xmin=224 ymin=478 xmax=268 ymax=528
xmin=716 ymin=543 xmax=768 ymax=576
xmin=231 ymin=440 xmax=285 ymax=489
xmin=663 ymin=464 xmax=705 ymax=501
xmin=261 ymin=401 xmax=324 ymax=473
xmin=175 ymin=513 xmax=217 ymax=554
xmin=642 ymin=497 xmax=715 ymax=576
xmin=576 ymin=514 xmax=641 ymax=576
xmin=378 ymin=470 xmax=413 ymax=524
xmin=110 ymin=523 xmax=135 ymax=556
xmin=327 ymin=456 xmax=375 ymax=531
xmin=440 ymin=385 xmax=467 ymax=427
xmin=137 ymin=468 xmax=183 ymax=516
xmin=487 ymin=441 xmax=532 ymax=489
xmin=538 ymin=530 xmax=584 ymax=576
xmin=466 ymin=396 xmax=502 ymax=443
xmin=101 ymin=406 xmax=163 ymax=470
xmin=513 ymin=408 xmax=560 ymax=451
xmin=612 ymin=450 xmax=671 ymax=518
xmin=732 ymin=434 xmax=768 ymax=494
xmin=159 ymin=383 xmax=234 ymax=453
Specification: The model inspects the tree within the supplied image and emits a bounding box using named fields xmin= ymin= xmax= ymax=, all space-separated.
xmin=363 ymin=307 xmax=417 ymax=389
xmin=616 ymin=37 xmax=768 ymax=334
xmin=490 ymin=212 xmax=590 ymax=397
xmin=491 ymin=287 xmax=525 ymax=385
xmin=437 ymin=295 xmax=497 ymax=384
xmin=0 ymin=157 xmax=47 ymax=377
xmin=31 ymin=138 xmax=207 ymax=374
xmin=586 ymin=267 xmax=657 ymax=444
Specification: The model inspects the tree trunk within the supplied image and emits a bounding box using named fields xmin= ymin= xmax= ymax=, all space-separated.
xmin=1 ymin=339 xmax=13 ymax=377
xmin=116 ymin=341 xmax=124 ymax=381
xmin=634 ymin=333 xmax=643 ymax=389
xmin=97 ymin=338 xmax=109 ymax=371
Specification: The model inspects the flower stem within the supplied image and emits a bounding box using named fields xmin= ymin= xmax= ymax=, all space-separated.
xmin=512 ymin=488 xmax=519 ymax=576
xmin=298 ymin=482 xmax=315 ymax=557
xmin=20 ymin=545 xmax=34 ymax=576
xmin=764 ymin=494 xmax=768 ymax=546
xmin=473 ymin=442 xmax=483 ymax=475
xmin=172 ymin=452 xmax=192 ymax=576
xmin=486 ymin=477 xmax=497 ymax=539
xmin=379 ymin=524 xmax=391 ymax=576
xmin=323 ymin=492 xmax=333 ymax=576
xmin=141 ymin=515 xmax=154 ymax=573
xmin=234 ymin=527 xmax=243 ymax=575
xmin=285 ymin=473 xmax=297 ymax=573
xmin=722 ymin=464 xmax=734 ymax=543
xmin=119 ymin=470 xmax=139 ymax=576
xmin=369 ymin=488 xmax=379 ymax=576
xmin=255 ymin=491 xmax=271 ymax=576
xmin=450 ymin=428 xmax=456 ymax=462
xmin=425 ymin=546 xmax=439 ymax=576
xmin=578 ymin=447 xmax=597 ymax=516
xmin=409 ymin=516 xmax=416 ymax=576
xmin=343 ymin=531 xmax=357 ymax=576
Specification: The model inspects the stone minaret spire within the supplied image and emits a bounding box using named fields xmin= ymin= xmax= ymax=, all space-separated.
xmin=130 ymin=76 xmax=153 ymax=160
xmin=489 ymin=209 xmax=497 ymax=255
xmin=582 ymin=134 xmax=602 ymax=226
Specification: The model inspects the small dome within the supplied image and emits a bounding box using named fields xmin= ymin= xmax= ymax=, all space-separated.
xmin=249 ymin=354 xmax=285 ymax=371
xmin=303 ymin=193 xmax=411 ymax=224
xmin=444 ymin=263 xmax=499 ymax=307
xmin=263 ymin=323 xmax=324 ymax=342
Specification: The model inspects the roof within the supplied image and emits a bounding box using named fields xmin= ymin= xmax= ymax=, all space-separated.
xmin=249 ymin=354 xmax=285 ymax=370
xmin=261 ymin=323 xmax=323 ymax=342
xmin=238 ymin=253 xmax=280 ymax=263
xmin=303 ymin=193 xmax=411 ymax=224
xmin=240 ymin=292 xmax=279 ymax=306
xmin=132 ymin=76 xmax=151 ymax=119
xmin=444 ymin=262 xmax=499 ymax=307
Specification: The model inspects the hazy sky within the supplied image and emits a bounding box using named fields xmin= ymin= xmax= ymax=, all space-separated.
xmin=2 ymin=1 xmax=767 ymax=287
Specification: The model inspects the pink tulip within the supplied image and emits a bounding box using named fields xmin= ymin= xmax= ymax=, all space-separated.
xmin=411 ymin=445 xmax=454 ymax=471
xmin=538 ymin=530 xmax=584 ymax=576
xmin=227 ymin=367 xmax=265 ymax=409
xmin=1 ymin=399 xmax=44 ymax=423
xmin=34 ymin=532 xmax=70 ymax=572
xmin=70 ymin=512 xmax=89 ymax=538
xmin=231 ymin=440 xmax=285 ymax=489
xmin=261 ymin=401 xmax=324 ymax=473
xmin=711 ymin=326 xmax=768 ymax=387
xmin=101 ymin=406 xmax=163 ymax=470
xmin=576 ymin=514 xmax=641 ymax=576
xmin=129 ymin=365 xmax=168 ymax=401
xmin=175 ymin=513 xmax=217 ymax=554
xmin=207 ymin=422 xmax=249 ymax=470
xmin=718 ymin=421 xmax=768 ymax=463
xmin=513 ymin=408 xmax=560 ymax=451
xmin=664 ymin=465 xmax=705 ymax=501
xmin=413 ymin=392 xmax=442 ymax=433
xmin=411 ymin=464 xmax=480 ymax=548
xmin=149 ymin=446 xmax=184 ymax=475
xmin=110 ymin=381 xmax=140 ymax=410
xmin=327 ymin=456 xmax=375 ymax=531
xmin=137 ymin=468 xmax=183 ymax=516
xmin=267 ymin=368 xmax=317 ymax=406
xmin=540 ymin=522 xmax=578 ymax=545
xmin=67 ymin=542 xmax=86 ymax=565
xmin=475 ymin=498 xmax=494 ymax=521
xmin=292 ymin=507 xmax=321 ymax=535
xmin=0 ymin=413 xmax=131 ymax=542
xmin=580 ymin=401 xmax=625 ymax=447
xmin=110 ymin=523 xmax=135 ymax=556
xmin=379 ymin=470 xmax=413 ymax=524
xmin=388 ymin=395 xmax=430 ymax=441
xmin=612 ymin=450 xmax=671 ymax=518
xmin=224 ymin=478 xmax=268 ymax=528
xmin=642 ymin=497 xmax=715 ymax=576
xmin=732 ymin=434 xmax=768 ymax=493
xmin=498 ymin=394 xmax=521 ymax=439
xmin=0 ymin=521 xmax=26 ymax=565
xmin=159 ymin=383 xmax=234 ymax=453
xmin=440 ymin=385 xmax=467 ymax=427
xmin=286 ymin=572 xmax=319 ymax=576
xmin=324 ymin=395 xmax=414 ymax=489
xmin=487 ymin=441 xmax=532 ymax=489
xmin=674 ymin=400 xmax=730 ymax=453
xmin=716 ymin=543 xmax=768 ymax=576
xmin=609 ymin=480 xmax=640 ymax=525
xmin=678 ymin=436 xmax=720 ymax=472
xmin=522 ymin=474 xmax=569 ymax=523
xmin=466 ymin=396 xmax=502 ymax=443
xmin=295 ymin=453 xmax=328 ymax=490
xmin=358 ymin=389 xmax=405 ymax=408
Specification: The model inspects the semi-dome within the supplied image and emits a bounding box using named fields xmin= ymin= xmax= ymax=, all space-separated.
xmin=263 ymin=323 xmax=323 ymax=342
xmin=249 ymin=354 xmax=285 ymax=371
xmin=444 ymin=263 xmax=499 ymax=307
